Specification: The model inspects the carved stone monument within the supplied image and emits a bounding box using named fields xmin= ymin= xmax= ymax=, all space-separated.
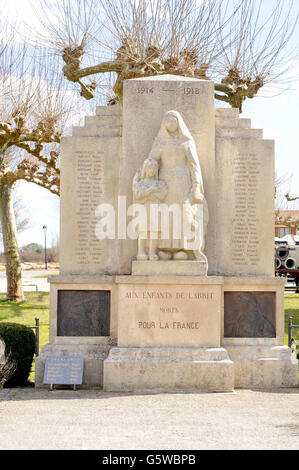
xmin=35 ymin=75 xmax=297 ymax=391
xmin=132 ymin=109 xmax=208 ymax=275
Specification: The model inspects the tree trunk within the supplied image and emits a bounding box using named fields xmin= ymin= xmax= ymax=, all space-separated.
xmin=0 ymin=180 xmax=24 ymax=302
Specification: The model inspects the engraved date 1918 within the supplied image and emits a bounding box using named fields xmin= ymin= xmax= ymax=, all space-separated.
xmin=184 ymin=87 xmax=200 ymax=95
xmin=137 ymin=87 xmax=154 ymax=94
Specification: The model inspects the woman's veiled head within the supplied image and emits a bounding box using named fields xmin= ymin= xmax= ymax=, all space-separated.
xmin=164 ymin=113 xmax=179 ymax=134
xmin=157 ymin=110 xmax=193 ymax=142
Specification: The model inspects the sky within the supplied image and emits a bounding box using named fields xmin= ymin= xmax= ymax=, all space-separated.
xmin=1 ymin=0 xmax=299 ymax=248
xmin=243 ymin=75 xmax=299 ymax=202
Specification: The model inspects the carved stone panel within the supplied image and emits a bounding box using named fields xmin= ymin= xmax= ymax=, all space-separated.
xmin=57 ymin=290 xmax=111 ymax=337
xmin=224 ymin=292 xmax=276 ymax=338
xmin=215 ymin=138 xmax=275 ymax=277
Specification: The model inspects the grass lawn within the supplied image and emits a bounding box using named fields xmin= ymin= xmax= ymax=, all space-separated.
xmin=0 ymin=292 xmax=50 ymax=382
xmin=0 ymin=292 xmax=299 ymax=384
xmin=284 ymin=294 xmax=299 ymax=344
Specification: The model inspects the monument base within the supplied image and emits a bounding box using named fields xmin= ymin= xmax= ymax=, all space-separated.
xmin=132 ymin=260 xmax=208 ymax=276
xmin=36 ymin=274 xmax=298 ymax=391
xmin=35 ymin=343 xmax=111 ymax=389
xmin=226 ymin=345 xmax=298 ymax=389
xmin=103 ymin=347 xmax=234 ymax=392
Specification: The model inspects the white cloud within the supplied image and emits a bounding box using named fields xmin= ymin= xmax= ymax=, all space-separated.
xmin=1 ymin=0 xmax=60 ymax=45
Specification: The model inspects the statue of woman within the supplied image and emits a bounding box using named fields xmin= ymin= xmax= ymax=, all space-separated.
xmin=148 ymin=110 xmax=208 ymax=261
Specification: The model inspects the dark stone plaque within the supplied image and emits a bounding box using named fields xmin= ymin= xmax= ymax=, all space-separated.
xmin=224 ymin=292 xmax=276 ymax=338
xmin=57 ymin=290 xmax=111 ymax=337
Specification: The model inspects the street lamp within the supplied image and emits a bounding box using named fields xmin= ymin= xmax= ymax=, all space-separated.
xmin=42 ymin=225 xmax=48 ymax=270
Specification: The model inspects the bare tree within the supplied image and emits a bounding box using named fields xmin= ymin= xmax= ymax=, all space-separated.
xmin=285 ymin=193 xmax=299 ymax=202
xmin=0 ymin=153 xmax=59 ymax=301
xmin=12 ymin=192 xmax=31 ymax=235
xmin=274 ymin=173 xmax=299 ymax=208
xmin=0 ymin=188 xmax=31 ymax=244
xmin=0 ymin=355 xmax=16 ymax=389
xmin=0 ymin=21 xmax=74 ymax=301
xmin=35 ymin=0 xmax=299 ymax=111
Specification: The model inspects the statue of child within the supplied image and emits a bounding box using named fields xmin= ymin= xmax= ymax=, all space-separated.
xmin=133 ymin=157 xmax=167 ymax=261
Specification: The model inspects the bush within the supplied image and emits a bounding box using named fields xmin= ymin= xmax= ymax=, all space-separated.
xmin=0 ymin=323 xmax=36 ymax=387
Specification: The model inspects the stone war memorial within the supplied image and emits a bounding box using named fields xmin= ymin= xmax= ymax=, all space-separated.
xmin=36 ymin=75 xmax=298 ymax=392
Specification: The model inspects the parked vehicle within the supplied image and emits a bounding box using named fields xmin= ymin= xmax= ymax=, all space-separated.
xmin=275 ymin=235 xmax=299 ymax=292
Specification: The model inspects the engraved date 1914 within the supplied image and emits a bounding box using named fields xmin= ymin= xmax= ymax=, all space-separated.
xmin=137 ymin=87 xmax=154 ymax=94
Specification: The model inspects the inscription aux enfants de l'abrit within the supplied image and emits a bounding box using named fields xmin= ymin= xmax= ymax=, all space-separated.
xmin=124 ymin=289 xmax=215 ymax=331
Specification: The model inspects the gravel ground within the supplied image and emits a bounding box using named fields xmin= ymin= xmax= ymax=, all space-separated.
xmin=0 ymin=387 xmax=299 ymax=450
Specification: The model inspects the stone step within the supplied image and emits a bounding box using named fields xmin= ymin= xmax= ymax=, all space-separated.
xmin=84 ymin=115 xmax=122 ymax=127
xmin=96 ymin=104 xmax=121 ymax=116
xmin=215 ymin=108 xmax=239 ymax=119
xmin=103 ymin=347 xmax=234 ymax=393
xmin=72 ymin=125 xmax=122 ymax=138
xmin=216 ymin=118 xmax=251 ymax=129
xmin=216 ymin=127 xmax=263 ymax=139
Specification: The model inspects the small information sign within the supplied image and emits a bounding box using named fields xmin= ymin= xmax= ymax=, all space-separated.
xmin=43 ymin=356 xmax=84 ymax=389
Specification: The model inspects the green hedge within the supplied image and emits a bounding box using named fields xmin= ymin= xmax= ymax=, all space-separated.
xmin=0 ymin=323 xmax=36 ymax=387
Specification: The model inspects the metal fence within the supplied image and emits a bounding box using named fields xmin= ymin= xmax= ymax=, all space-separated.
xmin=22 ymin=283 xmax=39 ymax=292
xmin=288 ymin=316 xmax=299 ymax=353
xmin=285 ymin=285 xmax=299 ymax=293
xmin=30 ymin=318 xmax=40 ymax=357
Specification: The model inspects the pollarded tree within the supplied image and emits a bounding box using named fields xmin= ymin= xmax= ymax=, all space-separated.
xmin=35 ymin=0 xmax=299 ymax=111
xmin=0 ymin=153 xmax=59 ymax=301
xmin=0 ymin=187 xmax=31 ymax=294
xmin=0 ymin=30 xmax=63 ymax=169
xmin=0 ymin=189 xmax=31 ymax=244
xmin=285 ymin=194 xmax=299 ymax=202
xmin=0 ymin=21 xmax=75 ymax=301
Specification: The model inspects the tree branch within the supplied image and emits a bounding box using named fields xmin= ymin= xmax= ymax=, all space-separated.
xmin=285 ymin=193 xmax=299 ymax=202
xmin=13 ymin=142 xmax=60 ymax=173
xmin=214 ymin=92 xmax=230 ymax=104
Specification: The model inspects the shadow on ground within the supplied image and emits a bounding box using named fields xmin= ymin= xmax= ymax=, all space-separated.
xmin=1 ymin=386 xmax=298 ymax=402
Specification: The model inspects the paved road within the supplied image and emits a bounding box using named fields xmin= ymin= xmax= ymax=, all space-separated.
xmin=0 ymin=270 xmax=58 ymax=293
xmin=0 ymin=387 xmax=298 ymax=450
xmin=0 ymin=274 xmax=295 ymax=295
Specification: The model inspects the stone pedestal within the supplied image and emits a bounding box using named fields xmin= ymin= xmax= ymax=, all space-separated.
xmin=35 ymin=275 xmax=117 ymax=389
xmin=115 ymin=276 xmax=222 ymax=348
xmin=226 ymin=345 xmax=298 ymax=388
xmin=103 ymin=275 xmax=235 ymax=392
xmin=35 ymin=343 xmax=111 ymax=389
xmin=132 ymin=260 xmax=208 ymax=276
xmin=103 ymin=274 xmax=297 ymax=391
xmin=36 ymin=273 xmax=297 ymax=390
xmin=104 ymin=347 xmax=234 ymax=392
